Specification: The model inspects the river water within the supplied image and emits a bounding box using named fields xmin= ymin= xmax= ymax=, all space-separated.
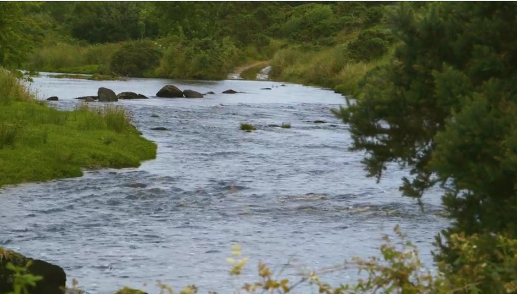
xmin=0 ymin=74 xmax=448 ymax=294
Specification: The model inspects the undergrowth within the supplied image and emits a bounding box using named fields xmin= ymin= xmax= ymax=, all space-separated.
xmin=3 ymin=226 xmax=514 ymax=294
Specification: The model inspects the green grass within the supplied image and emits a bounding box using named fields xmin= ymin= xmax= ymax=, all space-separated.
xmin=49 ymin=73 xmax=120 ymax=81
xmin=54 ymin=65 xmax=99 ymax=74
xmin=24 ymin=41 xmax=121 ymax=74
xmin=240 ymin=122 xmax=257 ymax=132
xmin=49 ymin=74 xmax=92 ymax=80
xmin=0 ymin=69 xmax=157 ymax=188
xmin=269 ymin=42 xmax=395 ymax=97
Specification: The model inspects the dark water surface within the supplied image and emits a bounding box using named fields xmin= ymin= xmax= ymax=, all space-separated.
xmin=0 ymin=74 xmax=448 ymax=294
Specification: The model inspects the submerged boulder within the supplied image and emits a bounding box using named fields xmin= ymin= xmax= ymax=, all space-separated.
xmin=150 ymin=127 xmax=168 ymax=131
xmin=156 ymin=85 xmax=183 ymax=98
xmin=183 ymin=89 xmax=203 ymax=98
xmin=0 ymin=247 xmax=66 ymax=294
xmin=75 ymin=96 xmax=98 ymax=100
xmin=222 ymin=89 xmax=238 ymax=94
xmin=46 ymin=96 xmax=59 ymax=101
xmin=117 ymin=92 xmax=148 ymax=99
xmin=204 ymin=91 xmax=216 ymax=95
xmin=98 ymin=87 xmax=118 ymax=102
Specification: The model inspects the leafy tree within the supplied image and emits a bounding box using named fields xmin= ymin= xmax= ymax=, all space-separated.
xmin=281 ymin=3 xmax=338 ymax=43
xmin=110 ymin=40 xmax=162 ymax=77
xmin=346 ymin=28 xmax=393 ymax=62
xmin=151 ymin=2 xmax=221 ymax=40
xmin=332 ymin=1 xmax=516 ymax=286
xmin=217 ymin=2 xmax=284 ymax=46
xmin=65 ymin=2 xmax=158 ymax=44
xmin=0 ymin=2 xmax=43 ymax=68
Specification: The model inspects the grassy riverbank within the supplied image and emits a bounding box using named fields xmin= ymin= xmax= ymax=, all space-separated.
xmin=269 ymin=45 xmax=393 ymax=96
xmin=0 ymin=69 xmax=157 ymax=188
xmin=23 ymin=38 xmax=275 ymax=81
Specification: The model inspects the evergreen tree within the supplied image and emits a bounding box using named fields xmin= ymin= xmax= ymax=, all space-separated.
xmin=333 ymin=2 xmax=516 ymax=286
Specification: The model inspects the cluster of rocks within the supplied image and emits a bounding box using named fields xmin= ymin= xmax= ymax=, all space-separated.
xmin=156 ymin=85 xmax=242 ymax=97
xmin=47 ymin=88 xmax=148 ymax=102
xmin=46 ymin=84 xmax=288 ymax=101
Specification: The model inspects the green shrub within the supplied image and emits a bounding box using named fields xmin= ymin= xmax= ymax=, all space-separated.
xmin=114 ymin=287 xmax=147 ymax=294
xmin=281 ymin=4 xmax=339 ymax=43
xmin=281 ymin=123 xmax=291 ymax=129
xmin=347 ymin=28 xmax=391 ymax=62
xmin=240 ymin=122 xmax=256 ymax=132
xmin=110 ymin=40 xmax=162 ymax=77
xmin=157 ymin=37 xmax=243 ymax=80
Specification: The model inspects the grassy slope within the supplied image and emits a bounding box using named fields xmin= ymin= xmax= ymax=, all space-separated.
xmin=268 ymin=41 xmax=393 ymax=97
xmin=0 ymin=70 xmax=157 ymax=188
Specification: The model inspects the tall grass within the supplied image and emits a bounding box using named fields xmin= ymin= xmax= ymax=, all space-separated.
xmin=0 ymin=69 xmax=37 ymax=103
xmin=25 ymin=43 xmax=121 ymax=73
xmin=0 ymin=69 xmax=156 ymax=187
xmin=270 ymin=44 xmax=393 ymax=97
xmin=75 ymin=104 xmax=131 ymax=133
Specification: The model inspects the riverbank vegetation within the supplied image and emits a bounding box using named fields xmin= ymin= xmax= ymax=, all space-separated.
xmin=0 ymin=1 xmax=515 ymax=294
xmin=0 ymin=69 xmax=157 ymax=188
xmin=5 ymin=2 xmax=397 ymax=92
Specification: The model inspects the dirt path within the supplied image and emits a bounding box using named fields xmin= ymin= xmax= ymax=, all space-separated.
xmin=232 ymin=60 xmax=270 ymax=76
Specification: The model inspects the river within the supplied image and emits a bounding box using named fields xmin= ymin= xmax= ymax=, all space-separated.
xmin=0 ymin=73 xmax=448 ymax=294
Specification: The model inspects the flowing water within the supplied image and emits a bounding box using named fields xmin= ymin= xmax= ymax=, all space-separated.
xmin=0 ymin=73 xmax=448 ymax=294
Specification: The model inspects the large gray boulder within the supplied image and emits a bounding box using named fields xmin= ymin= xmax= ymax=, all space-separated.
xmin=98 ymin=87 xmax=118 ymax=102
xmin=156 ymin=85 xmax=183 ymax=98
xmin=0 ymin=247 xmax=67 ymax=294
xmin=117 ymin=92 xmax=148 ymax=99
xmin=183 ymin=90 xmax=203 ymax=98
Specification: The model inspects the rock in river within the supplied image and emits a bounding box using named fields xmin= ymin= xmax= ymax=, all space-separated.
xmin=183 ymin=89 xmax=203 ymax=98
xmin=156 ymin=85 xmax=183 ymax=98
xmin=117 ymin=92 xmax=148 ymax=99
xmin=98 ymin=87 xmax=118 ymax=102
xmin=0 ymin=247 xmax=66 ymax=294
xmin=222 ymin=89 xmax=238 ymax=94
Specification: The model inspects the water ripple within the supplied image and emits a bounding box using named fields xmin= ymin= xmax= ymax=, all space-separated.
xmin=0 ymin=77 xmax=448 ymax=294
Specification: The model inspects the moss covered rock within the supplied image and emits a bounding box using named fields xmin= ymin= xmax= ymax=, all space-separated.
xmin=114 ymin=287 xmax=148 ymax=294
xmin=0 ymin=247 xmax=66 ymax=294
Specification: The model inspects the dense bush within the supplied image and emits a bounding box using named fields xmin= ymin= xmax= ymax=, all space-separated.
xmin=65 ymin=2 xmax=159 ymax=44
xmin=346 ymin=28 xmax=392 ymax=62
xmin=110 ymin=40 xmax=162 ymax=77
xmin=157 ymin=37 xmax=242 ymax=80
xmin=281 ymin=4 xmax=338 ymax=43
